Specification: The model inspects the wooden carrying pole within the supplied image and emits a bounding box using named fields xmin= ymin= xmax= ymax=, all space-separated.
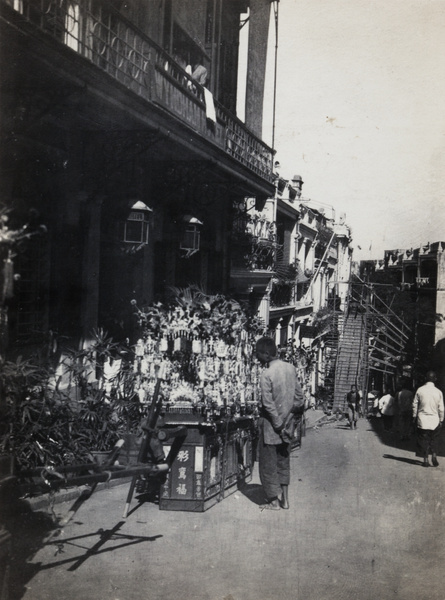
xmin=17 ymin=458 xmax=170 ymax=497
xmin=58 ymin=438 xmax=124 ymax=526
xmin=123 ymin=362 xmax=167 ymax=518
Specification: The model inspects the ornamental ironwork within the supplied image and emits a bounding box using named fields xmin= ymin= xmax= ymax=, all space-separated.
xmin=3 ymin=0 xmax=274 ymax=183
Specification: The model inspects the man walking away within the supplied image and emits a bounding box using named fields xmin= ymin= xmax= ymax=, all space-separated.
xmin=346 ymin=385 xmax=360 ymax=429
xmin=413 ymin=371 xmax=444 ymax=467
xmin=255 ymin=337 xmax=304 ymax=510
xmin=395 ymin=380 xmax=414 ymax=440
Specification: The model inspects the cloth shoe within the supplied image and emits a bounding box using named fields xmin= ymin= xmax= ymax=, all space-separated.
xmin=259 ymin=499 xmax=280 ymax=511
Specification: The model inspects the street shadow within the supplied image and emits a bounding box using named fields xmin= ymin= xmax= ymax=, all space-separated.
xmin=41 ymin=521 xmax=162 ymax=572
xmin=125 ymin=491 xmax=159 ymax=518
xmin=123 ymin=475 xmax=166 ymax=517
xmin=368 ymin=416 xmax=445 ymax=457
xmin=382 ymin=454 xmax=424 ymax=466
xmin=236 ymin=481 xmax=265 ymax=506
xmin=2 ymin=496 xmax=59 ymax=600
xmin=1 ymin=483 xmax=163 ymax=600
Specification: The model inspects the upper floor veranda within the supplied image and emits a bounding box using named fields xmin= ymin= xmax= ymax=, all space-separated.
xmin=0 ymin=0 xmax=274 ymax=195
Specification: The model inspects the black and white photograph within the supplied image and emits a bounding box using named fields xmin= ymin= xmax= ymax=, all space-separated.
xmin=1 ymin=1 xmax=445 ymax=599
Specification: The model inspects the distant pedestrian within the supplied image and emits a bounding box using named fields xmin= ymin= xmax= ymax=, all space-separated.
xmin=379 ymin=388 xmax=395 ymax=431
xmin=358 ymin=389 xmax=364 ymax=417
xmin=255 ymin=337 xmax=304 ymax=510
xmin=346 ymin=384 xmax=360 ymax=429
xmin=395 ymin=381 xmax=414 ymax=440
xmin=368 ymin=390 xmax=380 ymax=417
xmin=413 ymin=371 xmax=444 ymax=467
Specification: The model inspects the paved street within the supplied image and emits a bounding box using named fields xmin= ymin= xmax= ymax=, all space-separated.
xmin=5 ymin=413 xmax=445 ymax=600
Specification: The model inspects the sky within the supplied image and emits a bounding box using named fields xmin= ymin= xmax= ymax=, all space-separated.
xmin=261 ymin=0 xmax=445 ymax=261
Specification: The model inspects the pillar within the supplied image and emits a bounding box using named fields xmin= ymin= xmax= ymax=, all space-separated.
xmin=435 ymin=249 xmax=445 ymax=345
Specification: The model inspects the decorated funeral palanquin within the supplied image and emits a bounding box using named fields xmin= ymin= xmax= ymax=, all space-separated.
xmin=159 ymin=411 xmax=256 ymax=512
xmin=131 ymin=288 xmax=264 ymax=511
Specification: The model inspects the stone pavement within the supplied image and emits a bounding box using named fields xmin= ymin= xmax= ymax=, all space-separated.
xmin=4 ymin=411 xmax=445 ymax=600
xmin=24 ymin=409 xmax=327 ymax=512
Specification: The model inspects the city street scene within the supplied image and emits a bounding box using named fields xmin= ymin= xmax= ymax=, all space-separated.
xmin=4 ymin=411 xmax=445 ymax=600
xmin=1 ymin=1 xmax=445 ymax=599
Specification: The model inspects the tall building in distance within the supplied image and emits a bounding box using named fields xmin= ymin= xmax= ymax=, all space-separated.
xmin=360 ymin=241 xmax=445 ymax=391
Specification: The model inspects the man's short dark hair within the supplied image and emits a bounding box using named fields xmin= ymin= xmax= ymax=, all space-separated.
xmin=426 ymin=370 xmax=437 ymax=383
xmin=255 ymin=336 xmax=277 ymax=355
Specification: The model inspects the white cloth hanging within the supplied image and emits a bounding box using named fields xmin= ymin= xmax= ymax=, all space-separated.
xmin=203 ymin=87 xmax=216 ymax=123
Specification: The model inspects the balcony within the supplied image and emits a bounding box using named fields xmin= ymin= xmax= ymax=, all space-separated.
xmin=230 ymin=235 xmax=279 ymax=293
xmin=230 ymin=209 xmax=279 ymax=293
xmin=269 ymin=259 xmax=313 ymax=316
xmin=1 ymin=0 xmax=274 ymax=186
xmin=270 ymin=281 xmax=294 ymax=308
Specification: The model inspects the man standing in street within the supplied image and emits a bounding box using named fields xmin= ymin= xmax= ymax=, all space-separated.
xmin=379 ymin=387 xmax=395 ymax=432
xmin=413 ymin=371 xmax=444 ymax=467
xmin=346 ymin=384 xmax=360 ymax=429
xmin=255 ymin=337 xmax=304 ymax=510
xmin=395 ymin=380 xmax=414 ymax=440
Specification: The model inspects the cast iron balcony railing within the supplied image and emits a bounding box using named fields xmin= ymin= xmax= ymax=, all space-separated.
xmin=2 ymin=0 xmax=274 ymax=184
xmin=269 ymin=280 xmax=312 ymax=309
xmin=270 ymin=281 xmax=294 ymax=308
xmin=231 ymin=235 xmax=280 ymax=272
xmin=231 ymin=211 xmax=280 ymax=272
xmin=269 ymin=263 xmax=311 ymax=308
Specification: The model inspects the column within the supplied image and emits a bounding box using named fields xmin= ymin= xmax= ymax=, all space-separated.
xmin=435 ymin=249 xmax=445 ymax=344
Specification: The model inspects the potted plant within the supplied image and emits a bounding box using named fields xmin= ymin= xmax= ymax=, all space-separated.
xmin=62 ymin=329 xmax=144 ymax=465
xmin=0 ymin=356 xmax=76 ymax=473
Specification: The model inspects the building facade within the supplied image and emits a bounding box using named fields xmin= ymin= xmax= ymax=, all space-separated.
xmin=229 ymin=166 xmax=353 ymax=396
xmin=360 ymin=241 xmax=445 ymax=391
xmin=0 ymin=0 xmax=276 ymax=357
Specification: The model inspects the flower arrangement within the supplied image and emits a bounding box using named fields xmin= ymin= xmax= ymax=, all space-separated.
xmin=131 ymin=286 xmax=266 ymax=418
xmin=133 ymin=285 xmax=264 ymax=344
xmin=168 ymin=382 xmax=201 ymax=405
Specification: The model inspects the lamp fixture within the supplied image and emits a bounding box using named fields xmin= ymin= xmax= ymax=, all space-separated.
xmin=179 ymin=215 xmax=203 ymax=258
xmin=123 ymin=200 xmax=152 ymax=245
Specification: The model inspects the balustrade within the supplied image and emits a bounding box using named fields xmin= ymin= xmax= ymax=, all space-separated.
xmin=270 ymin=281 xmax=294 ymax=308
xmin=231 ymin=236 xmax=278 ymax=272
xmin=231 ymin=210 xmax=280 ymax=272
xmin=3 ymin=0 xmax=273 ymax=183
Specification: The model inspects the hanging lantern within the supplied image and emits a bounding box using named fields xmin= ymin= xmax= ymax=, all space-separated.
xmin=180 ymin=215 xmax=203 ymax=257
xmin=123 ymin=200 xmax=152 ymax=244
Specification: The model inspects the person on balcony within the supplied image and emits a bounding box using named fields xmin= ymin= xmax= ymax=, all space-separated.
xmin=413 ymin=371 xmax=444 ymax=467
xmin=192 ymin=62 xmax=208 ymax=86
xmin=187 ymin=58 xmax=208 ymax=93
xmin=173 ymin=51 xmax=187 ymax=70
xmin=255 ymin=337 xmax=304 ymax=511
